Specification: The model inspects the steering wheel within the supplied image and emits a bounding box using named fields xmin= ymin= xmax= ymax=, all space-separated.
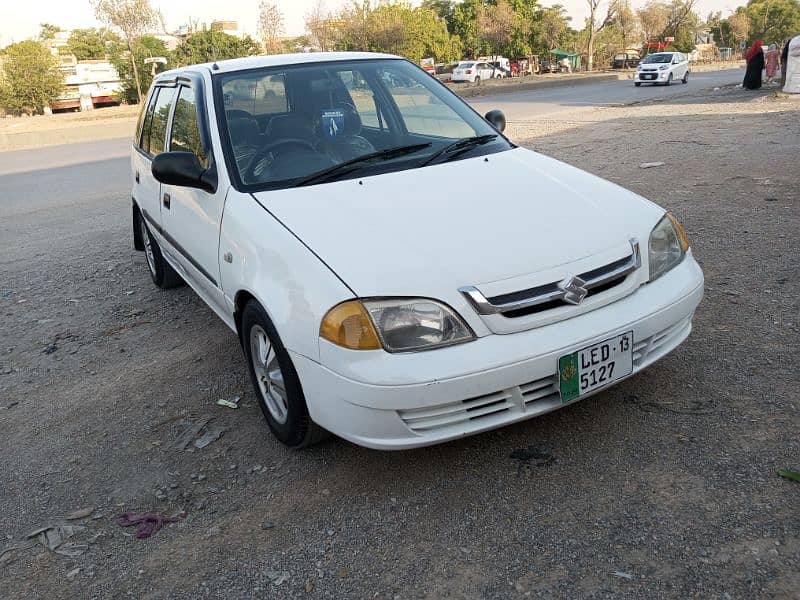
xmin=244 ymin=138 xmax=317 ymax=182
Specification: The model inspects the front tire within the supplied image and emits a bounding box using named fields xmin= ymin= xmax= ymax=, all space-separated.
xmin=682 ymin=71 xmax=689 ymax=84
xmin=665 ymin=73 xmax=673 ymax=86
xmin=241 ymin=300 xmax=328 ymax=448
xmin=634 ymin=82 xmax=642 ymax=87
xmin=137 ymin=211 xmax=183 ymax=289
xmin=474 ymin=76 xmax=481 ymax=85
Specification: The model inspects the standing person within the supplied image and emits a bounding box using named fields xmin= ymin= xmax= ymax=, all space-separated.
xmin=743 ymin=39 xmax=765 ymax=89
xmin=765 ymin=43 xmax=779 ymax=82
xmin=780 ymin=38 xmax=791 ymax=89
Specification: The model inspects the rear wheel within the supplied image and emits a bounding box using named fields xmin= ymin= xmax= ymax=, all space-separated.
xmin=241 ymin=300 xmax=328 ymax=448
xmin=137 ymin=211 xmax=183 ymax=289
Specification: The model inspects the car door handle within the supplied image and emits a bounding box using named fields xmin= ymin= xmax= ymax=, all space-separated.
xmin=135 ymin=171 xmax=140 ymax=183
xmin=163 ymin=193 xmax=171 ymax=209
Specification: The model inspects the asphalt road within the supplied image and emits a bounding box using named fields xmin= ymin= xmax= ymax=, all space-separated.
xmin=469 ymin=68 xmax=743 ymax=120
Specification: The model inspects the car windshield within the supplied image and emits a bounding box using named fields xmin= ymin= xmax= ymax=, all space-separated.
xmin=215 ymin=58 xmax=510 ymax=190
xmin=641 ymin=54 xmax=673 ymax=64
xmin=457 ymin=62 xmax=475 ymax=68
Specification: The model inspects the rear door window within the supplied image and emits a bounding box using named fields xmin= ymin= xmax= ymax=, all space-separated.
xmin=138 ymin=89 xmax=159 ymax=153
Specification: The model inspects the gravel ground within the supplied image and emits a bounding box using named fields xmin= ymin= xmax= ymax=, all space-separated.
xmin=1 ymin=84 xmax=798 ymax=599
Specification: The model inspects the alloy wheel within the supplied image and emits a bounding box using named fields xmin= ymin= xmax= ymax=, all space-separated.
xmin=249 ymin=324 xmax=289 ymax=424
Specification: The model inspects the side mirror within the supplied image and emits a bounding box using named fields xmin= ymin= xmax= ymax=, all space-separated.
xmin=152 ymin=151 xmax=216 ymax=193
xmin=484 ymin=109 xmax=506 ymax=132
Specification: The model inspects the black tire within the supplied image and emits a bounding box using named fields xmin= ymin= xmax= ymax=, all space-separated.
xmin=665 ymin=73 xmax=673 ymax=86
xmin=241 ymin=300 xmax=329 ymax=448
xmin=137 ymin=210 xmax=183 ymax=289
xmin=474 ymin=76 xmax=481 ymax=85
xmin=634 ymin=82 xmax=642 ymax=87
xmin=682 ymin=71 xmax=689 ymax=84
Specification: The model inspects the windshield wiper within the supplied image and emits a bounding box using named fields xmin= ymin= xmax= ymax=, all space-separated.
xmin=421 ymin=134 xmax=498 ymax=167
xmin=294 ymin=143 xmax=432 ymax=187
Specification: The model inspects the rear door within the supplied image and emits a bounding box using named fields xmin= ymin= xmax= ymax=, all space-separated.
xmin=132 ymin=85 xmax=176 ymax=232
xmin=159 ymin=78 xmax=228 ymax=314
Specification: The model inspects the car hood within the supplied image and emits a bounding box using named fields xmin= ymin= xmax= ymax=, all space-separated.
xmin=253 ymin=147 xmax=663 ymax=299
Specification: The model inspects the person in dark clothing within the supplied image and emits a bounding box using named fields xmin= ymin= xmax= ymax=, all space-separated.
xmin=743 ymin=39 xmax=765 ymax=90
xmin=780 ymin=38 xmax=791 ymax=89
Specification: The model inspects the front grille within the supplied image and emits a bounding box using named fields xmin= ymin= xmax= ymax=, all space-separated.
xmin=460 ymin=239 xmax=641 ymax=319
xmin=398 ymin=375 xmax=559 ymax=435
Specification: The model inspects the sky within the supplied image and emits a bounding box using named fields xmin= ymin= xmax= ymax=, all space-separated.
xmin=0 ymin=0 xmax=744 ymax=47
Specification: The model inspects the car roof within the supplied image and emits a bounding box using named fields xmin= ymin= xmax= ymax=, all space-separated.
xmin=155 ymin=51 xmax=402 ymax=79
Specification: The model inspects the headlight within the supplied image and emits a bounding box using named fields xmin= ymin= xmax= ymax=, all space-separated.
xmin=320 ymin=298 xmax=475 ymax=353
xmin=659 ymin=64 xmax=669 ymax=70
xmin=648 ymin=213 xmax=690 ymax=281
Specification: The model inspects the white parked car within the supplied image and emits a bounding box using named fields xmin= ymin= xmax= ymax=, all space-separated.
xmin=451 ymin=61 xmax=494 ymax=83
xmin=634 ymin=52 xmax=690 ymax=86
xmin=132 ymin=52 xmax=703 ymax=450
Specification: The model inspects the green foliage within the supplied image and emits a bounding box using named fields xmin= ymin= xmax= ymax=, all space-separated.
xmin=452 ymin=0 xmax=487 ymax=57
xmin=171 ymin=30 xmax=261 ymax=67
xmin=109 ymin=35 xmax=168 ymax=104
xmin=38 ymin=23 xmax=61 ymax=41
xmin=67 ymin=28 xmax=119 ymax=60
xmin=338 ymin=2 xmax=462 ymax=62
xmin=0 ymin=40 xmax=64 ymax=115
xmin=744 ymin=0 xmax=800 ymax=43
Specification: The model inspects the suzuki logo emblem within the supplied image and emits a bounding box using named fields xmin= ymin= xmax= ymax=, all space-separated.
xmin=558 ymin=275 xmax=588 ymax=305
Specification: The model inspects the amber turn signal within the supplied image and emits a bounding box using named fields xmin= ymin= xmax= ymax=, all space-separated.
xmin=666 ymin=212 xmax=690 ymax=252
xmin=320 ymin=300 xmax=382 ymax=350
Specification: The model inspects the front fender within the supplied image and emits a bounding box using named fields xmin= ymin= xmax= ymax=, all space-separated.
xmin=219 ymin=191 xmax=354 ymax=362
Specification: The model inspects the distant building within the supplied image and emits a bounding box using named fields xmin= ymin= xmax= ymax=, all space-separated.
xmin=211 ymin=21 xmax=245 ymax=39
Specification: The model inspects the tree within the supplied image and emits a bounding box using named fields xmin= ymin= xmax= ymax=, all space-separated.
xmin=585 ymin=0 xmax=614 ymax=70
xmin=67 ymin=28 xmax=118 ymax=60
xmin=93 ymin=0 xmax=157 ymax=104
xmin=662 ymin=0 xmax=701 ymax=50
xmin=478 ymin=0 xmax=517 ymax=58
xmin=452 ymin=0 xmax=487 ymax=58
xmin=610 ymin=0 xmax=637 ymax=58
xmin=335 ymin=2 xmax=461 ymax=62
xmin=259 ymin=2 xmax=285 ymax=54
xmin=727 ymin=11 xmax=751 ymax=46
xmin=305 ymin=1 xmax=339 ymax=51
xmin=744 ymin=0 xmax=800 ymax=42
xmin=638 ymin=1 xmax=670 ymax=49
xmin=172 ymin=30 xmax=261 ymax=67
xmin=38 ymin=23 xmax=61 ymax=41
xmin=539 ymin=5 xmax=571 ymax=54
xmin=108 ymin=35 xmax=167 ymax=104
xmin=0 ymin=41 xmax=63 ymax=115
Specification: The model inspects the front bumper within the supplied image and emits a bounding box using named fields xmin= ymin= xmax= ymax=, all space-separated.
xmin=293 ymin=253 xmax=704 ymax=450
xmin=635 ymin=71 xmax=669 ymax=82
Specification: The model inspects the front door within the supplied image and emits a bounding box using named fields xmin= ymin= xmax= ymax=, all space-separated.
xmin=160 ymin=83 xmax=228 ymax=315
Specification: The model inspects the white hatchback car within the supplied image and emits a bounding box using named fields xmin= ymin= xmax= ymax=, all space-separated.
xmin=451 ymin=61 xmax=494 ymax=83
xmin=634 ymin=52 xmax=690 ymax=86
xmin=132 ymin=52 xmax=703 ymax=450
